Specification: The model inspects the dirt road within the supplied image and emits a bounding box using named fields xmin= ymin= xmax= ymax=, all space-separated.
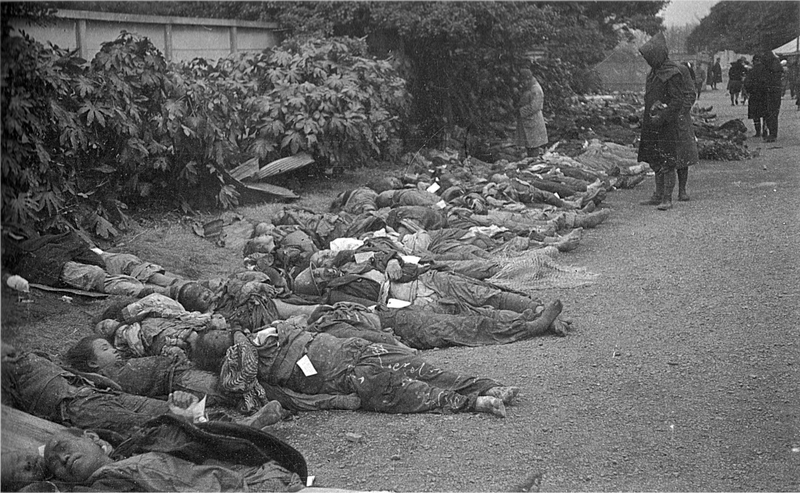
xmin=2 ymin=89 xmax=798 ymax=491
xmin=282 ymin=88 xmax=800 ymax=492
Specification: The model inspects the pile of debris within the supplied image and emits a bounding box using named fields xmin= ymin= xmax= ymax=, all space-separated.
xmin=690 ymin=106 xmax=751 ymax=161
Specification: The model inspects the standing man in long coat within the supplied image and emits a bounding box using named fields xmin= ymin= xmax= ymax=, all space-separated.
xmin=712 ymin=58 xmax=723 ymax=90
xmin=516 ymin=69 xmax=548 ymax=157
xmin=637 ymin=32 xmax=699 ymax=210
xmin=744 ymin=54 xmax=769 ymax=138
xmin=762 ymin=51 xmax=785 ymax=142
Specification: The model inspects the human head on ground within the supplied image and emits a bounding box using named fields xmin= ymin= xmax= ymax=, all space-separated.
xmin=366 ymin=176 xmax=403 ymax=194
xmin=293 ymin=266 xmax=341 ymax=296
xmin=177 ymin=282 xmax=214 ymax=312
xmin=43 ymin=429 xmax=113 ymax=483
xmin=65 ymin=336 xmax=120 ymax=372
xmin=93 ymin=319 xmax=122 ymax=339
xmin=192 ymin=329 xmax=235 ymax=372
xmin=1 ymin=450 xmax=47 ymax=491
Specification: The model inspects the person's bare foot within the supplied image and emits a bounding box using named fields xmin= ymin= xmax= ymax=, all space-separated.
xmin=544 ymin=228 xmax=582 ymax=252
xmin=475 ymin=396 xmax=506 ymax=417
xmin=242 ymin=400 xmax=285 ymax=429
xmin=484 ymin=386 xmax=520 ymax=405
xmin=524 ymin=299 xmax=564 ymax=336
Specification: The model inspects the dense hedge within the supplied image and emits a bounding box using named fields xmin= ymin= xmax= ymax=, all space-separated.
xmin=1 ymin=31 xmax=409 ymax=237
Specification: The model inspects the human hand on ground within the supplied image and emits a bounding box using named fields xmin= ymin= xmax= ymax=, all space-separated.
xmin=168 ymin=390 xmax=199 ymax=410
xmin=386 ymin=259 xmax=403 ymax=281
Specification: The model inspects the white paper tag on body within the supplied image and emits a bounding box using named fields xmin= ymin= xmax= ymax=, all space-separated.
xmin=426 ymin=182 xmax=441 ymax=193
xmin=387 ymin=298 xmax=412 ymax=308
xmin=400 ymin=255 xmax=421 ymax=264
xmin=435 ymin=200 xmax=447 ymax=209
xmin=297 ymin=355 xmax=318 ymax=376
xmin=354 ymin=251 xmax=375 ymax=264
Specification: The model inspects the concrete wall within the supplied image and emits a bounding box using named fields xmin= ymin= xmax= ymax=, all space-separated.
xmin=8 ymin=9 xmax=280 ymax=63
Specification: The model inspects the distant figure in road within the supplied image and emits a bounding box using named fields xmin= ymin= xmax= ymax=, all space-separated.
xmin=694 ymin=62 xmax=706 ymax=99
xmin=637 ymin=32 xmax=699 ymax=210
xmin=515 ymin=68 xmax=548 ymax=158
xmin=727 ymin=57 xmax=747 ymax=105
xmin=711 ymin=58 xmax=723 ymax=90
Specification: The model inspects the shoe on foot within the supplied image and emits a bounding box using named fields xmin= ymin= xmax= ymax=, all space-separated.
xmin=485 ymin=386 xmax=520 ymax=405
xmin=639 ymin=195 xmax=662 ymax=206
xmin=549 ymin=317 xmax=572 ymax=337
xmin=656 ymin=200 xmax=673 ymax=211
xmin=677 ymin=192 xmax=690 ymax=201
xmin=521 ymin=306 xmax=543 ymax=321
xmin=248 ymin=400 xmax=286 ymax=429
xmin=545 ymin=228 xmax=582 ymax=252
xmin=475 ymin=396 xmax=507 ymax=417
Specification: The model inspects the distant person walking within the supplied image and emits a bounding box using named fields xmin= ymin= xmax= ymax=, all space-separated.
xmin=515 ymin=68 xmax=548 ymax=157
xmin=711 ymin=58 xmax=723 ymax=90
xmin=637 ymin=32 xmax=699 ymax=210
xmin=740 ymin=59 xmax=751 ymax=104
xmin=727 ymin=57 xmax=747 ymax=105
xmin=694 ymin=63 xmax=706 ymax=99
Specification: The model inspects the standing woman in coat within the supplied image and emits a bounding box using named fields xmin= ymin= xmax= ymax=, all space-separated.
xmin=637 ymin=32 xmax=699 ymax=210
xmin=712 ymin=58 xmax=723 ymax=89
xmin=516 ymin=69 xmax=548 ymax=157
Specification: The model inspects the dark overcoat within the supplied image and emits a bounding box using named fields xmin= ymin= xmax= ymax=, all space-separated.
xmin=744 ymin=59 xmax=769 ymax=119
xmin=637 ymin=34 xmax=699 ymax=172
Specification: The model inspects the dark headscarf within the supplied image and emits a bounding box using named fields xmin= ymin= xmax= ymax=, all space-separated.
xmin=639 ymin=32 xmax=668 ymax=69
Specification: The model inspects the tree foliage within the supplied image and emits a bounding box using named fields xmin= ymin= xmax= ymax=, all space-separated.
xmin=687 ymin=1 xmax=800 ymax=54
xmin=664 ymin=24 xmax=699 ymax=55
xmin=262 ymin=2 xmax=666 ymax=148
xmin=1 ymin=29 xmax=408 ymax=236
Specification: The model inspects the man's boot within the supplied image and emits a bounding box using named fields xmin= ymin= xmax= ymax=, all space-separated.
xmin=677 ymin=168 xmax=690 ymax=201
xmin=639 ymin=174 xmax=663 ymax=205
xmin=657 ymin=170 xmax=675 ymax=211
xmin=753 ymin=120 xmax=761 ymax=137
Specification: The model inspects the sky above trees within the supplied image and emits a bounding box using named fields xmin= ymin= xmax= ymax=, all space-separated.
xmin=660 ymin=0 xmax=717 ymax=27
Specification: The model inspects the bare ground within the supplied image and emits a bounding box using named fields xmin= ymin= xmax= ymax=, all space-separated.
xmin=2 ymin=88 xmax=799 ymax=491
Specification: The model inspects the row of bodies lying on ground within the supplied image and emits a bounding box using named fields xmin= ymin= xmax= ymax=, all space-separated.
xmin=1 ymin=138 xmax=651 ymax=491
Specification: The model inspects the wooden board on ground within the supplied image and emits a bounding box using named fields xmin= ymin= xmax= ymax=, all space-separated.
xmin=216 ymin=164 xmax=300 ymax=200
xmin=2 ymin=405 xmax=66 ymax=453
xmin=29 ymin=283 xmax=109 ymax=298
xmin=253 ymin=153 xmax=314 ymax=180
